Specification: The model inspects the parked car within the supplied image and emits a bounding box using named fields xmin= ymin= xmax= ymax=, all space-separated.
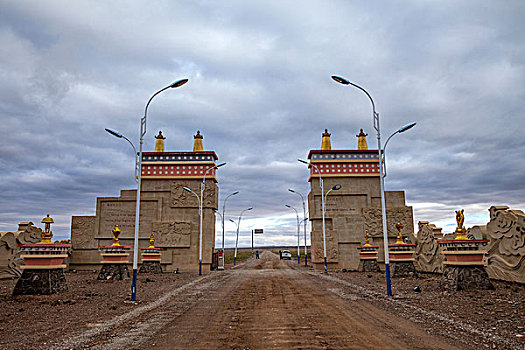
xmin=281 ymin=250 xmax=292 ymax=260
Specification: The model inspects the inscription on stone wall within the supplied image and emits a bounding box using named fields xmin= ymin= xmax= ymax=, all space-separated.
xmin=98 ymin=200 xmax=157 ymax=237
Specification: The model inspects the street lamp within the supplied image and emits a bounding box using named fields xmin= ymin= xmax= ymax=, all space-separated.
xmin=288 ymin=189 xmax=308 ymax=266
xmin=109 ymin=78 xmax=188 ymax=302
xmin=285 ymin=204 xmax=301 ymax=264
xmin=218 ymin=191 xmax=239 ymax=270
xmin=230 ymin=207 xmax=253 ymax=265
xmin=382 ymin=123 xmax=416 ymax=176
xmin=298 ymin=159 xmax=341 ymax=273
xmin=184 ymin=163 xmax=226 ymax=276
xmin=331 ymin=74 xmax=393 ymax=296
xmin=105 ymin=128 xmax=139 ymax=181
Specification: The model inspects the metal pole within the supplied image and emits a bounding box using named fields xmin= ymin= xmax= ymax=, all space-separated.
xmin=289 ymin=189 xmax=308 ymax=267
xmin=131 ymin=83 xmax=175 ymax=301
xmin=331 ymin=76 xmax=393 ymax=296
xmin=296 ymin=210 xmax=300 ymax=264
xmin=251 ymin=230 xmax=254 ymax=255
xmin=220 ymin=191 xmax=237 ymax=270
xmin=233 ymin=207 xmax=252 ymax=265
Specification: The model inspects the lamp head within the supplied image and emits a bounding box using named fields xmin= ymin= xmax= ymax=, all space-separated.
xmin=232 ymin=191 xmax=239 ymax=195
xmin=229 ymin=219 xmax=235 ymax=223
xmin=105 ymin=128 xmax=123 ymax=138
xmin=297 ymin=159 xmax=308 ymax=165
xmin=215 ymin=162 xmax=226 ymax=168
xmin=285 ymin=204 xmax=291 ymax=208
xmin=170 ymin=78 xmax=188 ymax=88
xmin=247 ymin=207 xmax=253 ymax=211
xmin=332 ymin=184 xmax=342 ymax=190
xmin=398 ymin=122 xmax=416 ymax=133
xmin=331 ymin=75 xmax=350 ymax=85
xmin=288 ymin=189 xmax=295 ymax=193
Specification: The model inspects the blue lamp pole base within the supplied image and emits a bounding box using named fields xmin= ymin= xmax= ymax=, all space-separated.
xmin=324 ymin=257 xmax=328 ymax=274
xmin=199 ymin=259 xmax=202 ymax=276
xmin=385 ymin=263 xmax=393 ymax=296
xmin=233 ymin=256 xmax=236 ymax=266
xmin=305 ymin=254 xmax=308 ymax=267
xmin=131 ymin=269 xmax=138 ymax=301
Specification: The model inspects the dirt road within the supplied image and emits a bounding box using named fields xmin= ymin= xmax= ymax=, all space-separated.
xmin=56 ymin=251 xmax=467 ymax=350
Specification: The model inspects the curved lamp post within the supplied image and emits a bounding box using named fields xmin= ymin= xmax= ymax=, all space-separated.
xmin=105 ymin=129 xmax=139 ymax=181
xmin=109 ymin=78 xmax=188 ymax=301
xmin=331 ymin=74 xmax=394 ymax=296
xmin=382 ymin=123 xmax=416 ymax=176
xmin=219 ymin=191 xmax=239 ymax=270
xmin=230 ymin=207 xmax=253 ymax=265
xmin=184 ymin=162 xmax=226 ymax=276
xmin=285 ymin=204 xmax=301 ymax=264
xmin=288 ymin=189 xmax=308 ymax=266
xmin=298 ymin=159 xmax=341 ymax=273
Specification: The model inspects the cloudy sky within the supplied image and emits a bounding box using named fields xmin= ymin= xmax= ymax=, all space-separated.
xmin=1 ymin=1 xmax=524 ymax=247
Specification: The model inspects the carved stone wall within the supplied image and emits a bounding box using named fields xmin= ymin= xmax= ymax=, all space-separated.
xmin=414 ymin=206 xmax=525 ymax=284
xmin=485 ymin=206 xmax=525 ymax=283
xmin=0 ymin=223 xmax=42 ymax=279
xmin=70 ymin=178 xmax=218 ymax=273
xmin=414 ymin=221 xmax=444 ymax=273
xmin=307 ymin=174 xmax=414 ymax=270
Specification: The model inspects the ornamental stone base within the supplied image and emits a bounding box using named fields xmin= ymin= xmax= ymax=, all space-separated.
xmin=12 ymin=269 xmax=68 ymax=296
xmin=440 ymin=266 xmax=494 ymax=291
xmin=97 ymin=264 xmax=130 ymax=280
xmin=358 ymin=259 xmax=381 ymax=272
xmin=391 ymin=261 xmax=418 ymax=278
xmin=139 ymin=261 xmax=163 ymax=274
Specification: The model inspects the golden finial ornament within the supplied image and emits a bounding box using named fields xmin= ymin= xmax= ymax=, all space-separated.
xmin=154 ymin=131 xmax=166 ymax=152
xmin=149 ymin=232 xmax=155 ymax=248
xmin=321 ymin=129 xmax=332 ymax=150
xmin=356 ymin=129 xmax=368 ymax=150
xmin=40 ymin=213 xmax=54 ymax=243
xmin=364 ymin=231 xmax=371 ymax=246
xmin=454 ymin=209 xmax=467 ymax=239
xmin=112 ymin=225 xmax=121 ymax=246
xmin=395 ymin=222 xmax=404 ymax=244
xmin=193 ymin=130 xmax=204 ymax=152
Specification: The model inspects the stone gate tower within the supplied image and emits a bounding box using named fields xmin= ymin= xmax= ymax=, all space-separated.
xmin=70 ymin=131 xmax=219 ymax=273
xmin=306 ymin=129 xmax=414 ymax=271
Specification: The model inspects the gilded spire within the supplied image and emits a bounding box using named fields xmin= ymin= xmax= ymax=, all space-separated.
xmin=154 ymin=131 xmax=166 ymax=152
xmin=357 ymin=129 xmax=368 ymax=150
xmin=41 ymin=213 xmax=54 ymax=243
xmin=193 ymin=130 xmax=203 ymax=152
xmin=112 ymin=225 xmax=121 ymax=246
xmin=395 ymin=222 xmax=404 ymax=244
xmin=321 ymin=129 xmax=331 ymax=150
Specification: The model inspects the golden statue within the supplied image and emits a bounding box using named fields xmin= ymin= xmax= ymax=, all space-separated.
xmin=154 ymin=131 xmax=166 ymax=152
xmin=395 ymin=222 xmax=404 ymax=244
xmin=356 ymin=129 xmax=369 ymax=150
xmin=455 ymin=209 xmax=467 ymax=239
xmin=364 ymin=230 xmax=371 ymax=246
xmin=149 ymin=232 xmax=155 ymax=248
xmin=321 ymin=129 xmax=332 ymax=150
xmin=41 ymin=213 xmax=54 ymax=243
xmin=112 ymin=225 xmax=121 ymax=246
xmin=193 ymin=130 xmax=204 ymax=152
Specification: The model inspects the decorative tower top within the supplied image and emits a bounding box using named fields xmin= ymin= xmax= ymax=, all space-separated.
xmin=41 ymin=213 xmax=54 ymax=243
xmin=357 ymin=129 xmax=368 ymax=150
xmin=364 ymin=231 xmax=371 ymax=246
xmin=154 ymin=131 xmax=166 ymax=152
xmin=321 ymin=129 xmax=331 ymax=150
xmin=454 ymin=209 xmax=467 ymax=239
xmin=193 ymin=130 xmax=204 ymax=152
xmin=395 ymin=222 xmax=404 ymax=244
xmin=112 ymin=225 xmax=121 ymax=246
xmin=149 ymin=232 xmax=155 ymax=248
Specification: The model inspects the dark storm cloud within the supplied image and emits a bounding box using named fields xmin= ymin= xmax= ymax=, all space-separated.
xmin=1 ymin=1 xmax=524 ymax=244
